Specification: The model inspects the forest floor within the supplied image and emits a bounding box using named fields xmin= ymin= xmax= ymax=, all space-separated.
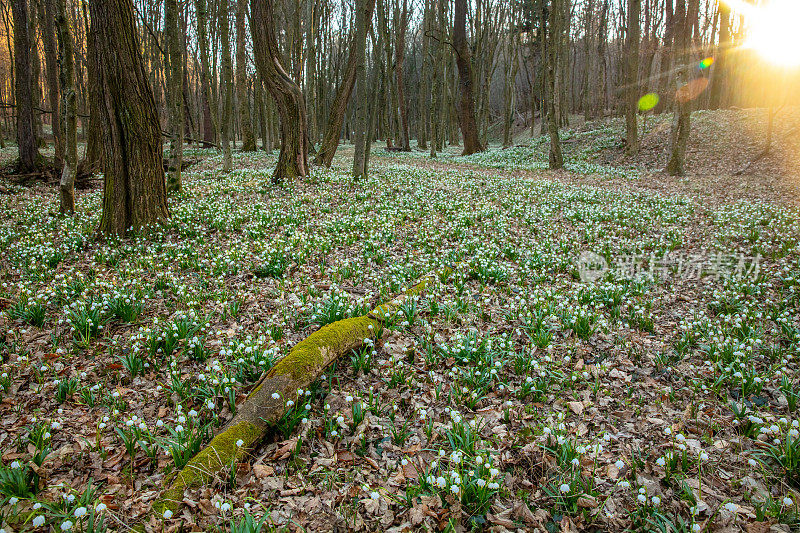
xmin=0 ymin=107 xmax=799 ymax=533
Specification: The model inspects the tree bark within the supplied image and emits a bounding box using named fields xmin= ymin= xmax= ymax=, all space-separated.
xmin=195 ymin=0 xmax=217 ymax=147
xmin=353 ymin=0 xmax=374 ymax=178
xmin=12 ymin=0 xmax=41 ymax=172
xmin=90 ymin=0 xmax=169 ymax=235
xmin=453 ymin=0 xmax=484 ymax=155
xmin=220 ymin=0 xmax=234 ymax=171
xmin=40 ymin=0 xmax=63 ymax=168
xmin=314 ymin=0 xmax=376 ymax=167
xmin=546 ymin=0 xmax=564 ymax=169
xmin=251 ymin=0 xmax=310 ymax=183
xmin=708 ymin=1 xmax=729 ymax=110
xmin=625 ymin=0 xmax=641 ymax=154
xmin=236 ymin=0 xmax=256 ymax=151
xmin=666 ymin=0 xmax=693 ymax=176
xmin=165 ymin=0 xmax=184 ymax=192
xmin=56 ymin=0 xmax=76 ymax=213
xmin=394 ymin=0 xmax=410 ymax=151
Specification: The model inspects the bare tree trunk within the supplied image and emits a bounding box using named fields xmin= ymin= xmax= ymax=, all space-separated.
xmin=595 ymin=0 xmax=608 ymax=118
xmin=625 ymin=0 xmax=640 ymax=154
xmin=394 ymin=0 xmax=410 ymax=151
xmin=708 ymin=1 xmax=729 ymax=109
xmin=40 ymin=0 xmax=63 ymax=167
xmin=82 ymin=4 xmax=102 ymax=172
xmin=502 ymin=19 xmax=519 ymax=148
xmin=165 ymin=0 xmax=184 ymax=192
xmin=453 ymin=0 xmax=483 ymax=155
xmin=353 ymin=0 xmax=375 ymax=178
xmin=12 ymin=0 xmax=41 ymax=172
xmin=666 ymin=0 xmax=693 ymax=176
xmin=90 ymin=0 xmax=169 ymax=235
xmin=56 ymin=0 xmax=75 ymax=213
xmin=220 ymin=0 xmax=234 ymax=171
xmin=236 ymin=0 xmax=255 ymax=151
xmin=314 ymin=0 xmax=376 ymax=167
xmin=196 ymin=0 xmax=217 ymax=147
xmin=251 ymin=0 xmax=310 ymax=183
xmin=546 ymin=0 xmax=563 ymax=169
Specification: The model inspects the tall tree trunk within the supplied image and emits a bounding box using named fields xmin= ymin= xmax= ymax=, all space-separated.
xmin=429 ymin=0 xmax=444 ymax=157
xmin=236 ymin=0 xmax=256 ymax=151
xmin=582 ymin=0 xmax=593 ymax=120
xmin=625 ymin=0 xmax=641 ymax=154
xmin=394 ymin=0 xmax=410 ymax=151
xmin=666 ymin=0 xmax=693 ymax=176
xmin=546 ymin=0 xmax=563 ymax=169
xmin=196 ymin=0 xmax=217 ymax=147
xmin=220 ymin=0 xmax=234 ymax=171
xmin=251 ymin=0 xmax=310 ymax=183
xmin=453 ymin=0 xmax=483 ymax=155
xmin=56 ymin=0 xmax=75 ymax=213
xmin=353 ymin=0 xmax=374 ymax=178
xmin=595 ymin=0 xmax=608 ymax=118
xmin=314 ymin=0 xmax=376 ymax=167
xmin=305 ymin=0 xmax=320 ymax=147
xmin=82 ymin=3 xmax=102 ymax=172
xmin=12 ymin=0 xmax=41 ymax=172
xmin=502 ymin=24 xmax=519 ymax=148
xmin=40 ymin=0 xmax=63 ymax=167
xmin=90 ymin=0 xmax=169 ymax=235
xmin=708 ymin=1 xmax=729 ymax=109
xmin=417 ymin=0 xmax=430 ymax=150
xmin=165 ymin=0 xmax=184 ymax=192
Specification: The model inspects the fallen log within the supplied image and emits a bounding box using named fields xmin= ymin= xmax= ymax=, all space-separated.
xmin=148 ymin=267 xmax=449 ymax=519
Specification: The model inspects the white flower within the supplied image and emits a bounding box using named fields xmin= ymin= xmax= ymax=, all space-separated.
xmin=236 ymin=439 xmax=244 ymax=447
xmin=450 ymin=484 xmax=460 ymax=494
xmin=651 ymin=496 xmax=661 ymax=506
xmin=220 ymin=502 xmax=231 ymax=512
xmin=783 ymin=497 xmax=793 ymax=506
xmin=637 ymin=494 xmax=647 ymax=504
xmin=95 ymin=503 xmax=107 ymax=512
xmin=656 ymin=457 xmax=666 ymax=467
xmin=723 ymin=502 xmax=738 ymax=512
xmin=163 ymin=509 xmax=173 ymax=519
xmin=699 ymin=451 xmax=709 ymax=461
xmin=60 ymin=521 xmax=73 ymax=531
xmin=614 ymin=460 xmax=625 ymax=469
xmin=33 ymin=516 xmax=46 ymax=527
xmin=559 ymin=483 xmax=570 ymax=493
xmin=74 ymin=507 xmax=87 ymax=518
xmin=8 ymin=497 xmax=18 ymax=505
xmin=271 ymin=392 xmax=280 ymax=400
xmin=692 ymin=524 xmax=701 ymax=532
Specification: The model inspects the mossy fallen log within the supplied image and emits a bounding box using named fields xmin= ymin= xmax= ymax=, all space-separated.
xmin=149 ymin=268 xmax=449 ymax=518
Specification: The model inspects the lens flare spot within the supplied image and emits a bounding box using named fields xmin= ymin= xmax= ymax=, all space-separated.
xmin=637 ymin=93 xmax=660 ymax=111
xmin=675 ymin=78 xmax=710 ymax=103
xmin=699 ymin=57 xmax=714 ymax=69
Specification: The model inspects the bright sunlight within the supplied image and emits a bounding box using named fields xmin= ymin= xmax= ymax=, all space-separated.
xmin=726 ymin=0 xmax=800 ymax=66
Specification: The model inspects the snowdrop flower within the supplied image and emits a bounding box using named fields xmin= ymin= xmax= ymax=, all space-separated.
xmin=95 ymin=503 xmax=107 ymax=512
xmin=723 ymin=502 xmax=738 ymax=512
xmin=220 ymin=502 xmax=231 ymax=513
xmin=60 ymin=521 xmax=73 ymax=531
xmin=450 ymin=484 xmax=460 ymax=494
xmin=271 ymin=392 xmax=280 ymax=400
xmin=163 ymin=509 xmax=173 ymax=519
xmin=74 ymin=507 xmax=87 ymax=518
xmin=656 ymin=457 xmax=666 ymax=467
xmin=783 ymin=497 xmax=793 ymax=506
xmin=33 ymin=516 xmax=46 ymax=527
xmin=651 ymin=496 xmax=661 ymax=506
xmin=637 ymin=494 xmax=647 ymax=504
xmin=236 ymin=439 xmax=244 ymax=447
xmin=699 ymin=451 xmax=709 ymax=461
xmin=559 ymin=483 xmax=570 ymax=493
xmin=614 ymin=460 xmax=625 ymax=469
xmin=8 ymin=497 xmax=18 ymax=505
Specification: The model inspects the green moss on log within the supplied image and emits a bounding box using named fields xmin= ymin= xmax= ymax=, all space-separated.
xmin=151 ymin=420 xmax=261 ymax=515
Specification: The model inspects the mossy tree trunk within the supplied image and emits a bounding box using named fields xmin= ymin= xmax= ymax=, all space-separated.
xmin=83 ymin=7 xmax=103 ymax=173
xmin=56 ymin=0 xmax=76 ymax=214
xmin=251 ymin=0 xmax=309 ymax=183
xmin=12 ymin=0 xmax=41 ymax=173
xmin=235 ymin=0 xmax=256 ymax=152
xmin=165 ymin=0 xmax=184 ymax=193
xmin=150 ymin=267 xmax=448 ymax=519
xmin=90 ymin=0 xmax=169 ymax=235
xmin=314 ymin=0 xmax=375 ymax=167
xmin=453 ymin=0 xmax=484 ymax=155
